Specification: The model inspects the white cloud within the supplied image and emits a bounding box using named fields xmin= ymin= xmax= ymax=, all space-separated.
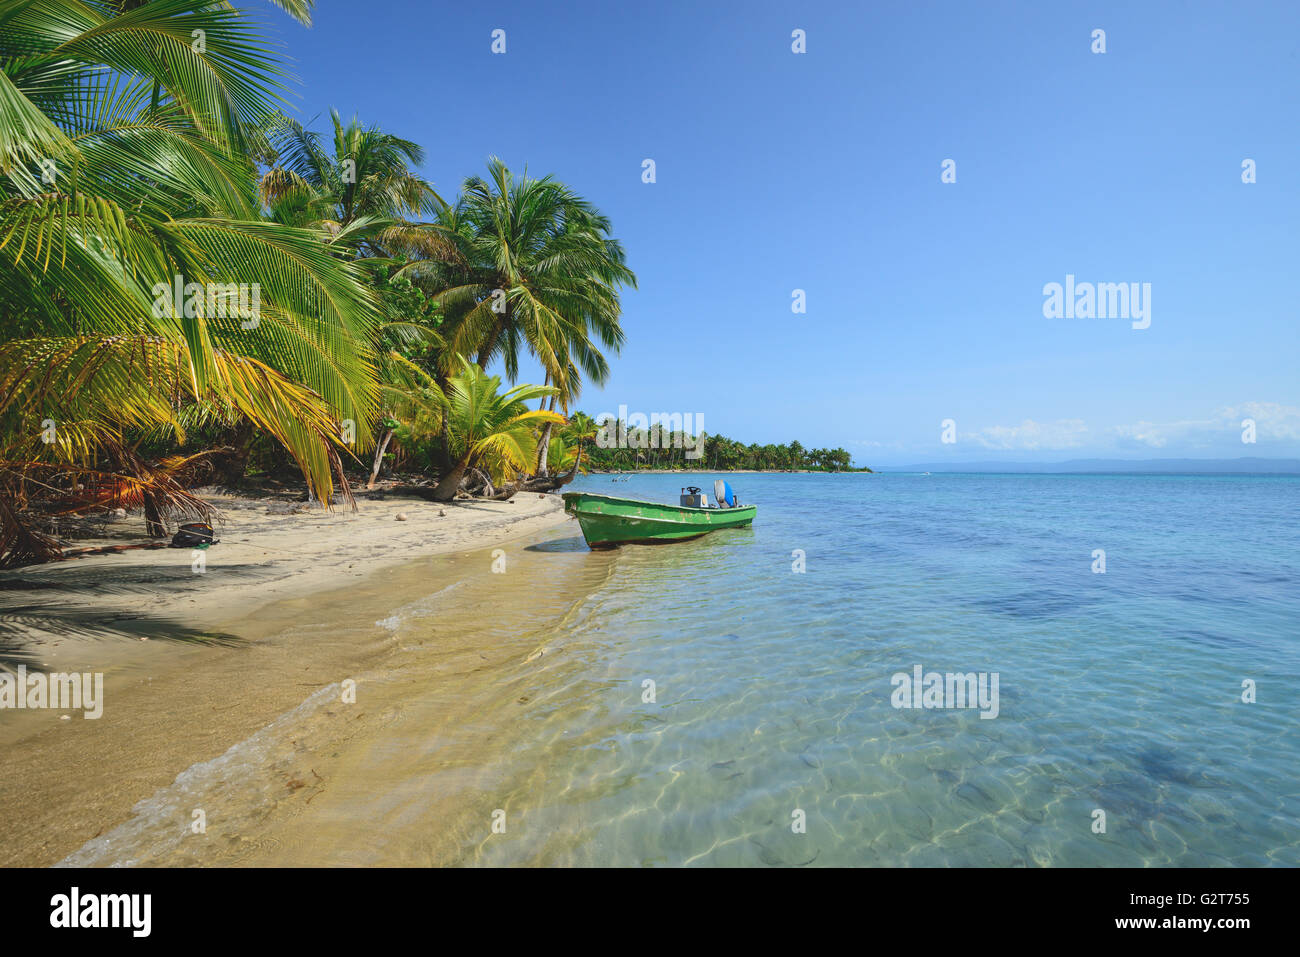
xmin=1111 ymin=402 xmax=1300 ymax=448
xmin=966 ymin=419 xmax=1089 ymax=450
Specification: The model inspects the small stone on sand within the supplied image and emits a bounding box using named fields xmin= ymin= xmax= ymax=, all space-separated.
xmin=395 ymin=513 xmax=408 ymax=521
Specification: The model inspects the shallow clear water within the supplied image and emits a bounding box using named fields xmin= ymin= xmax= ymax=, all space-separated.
xmin=54 ymin=471 xmax=1300 ymax=867
xmin=463 ymin=472 xmax=1300 ymax=866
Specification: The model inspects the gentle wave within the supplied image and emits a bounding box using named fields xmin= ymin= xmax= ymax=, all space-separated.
xmin=375 ymin=580 xmax=466 ymax=631
xmin=57 ymin=684 xmax=340 ymax=867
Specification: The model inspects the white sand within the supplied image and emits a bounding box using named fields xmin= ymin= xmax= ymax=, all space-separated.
xmin=0 ymin=489 xmax=575 ymax=865
xmin=0 ymin=489 xmax=569 ymax=652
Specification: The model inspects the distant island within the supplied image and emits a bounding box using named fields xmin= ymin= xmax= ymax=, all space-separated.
xmin=880 ymin=457 xmax=1300 ymax=474
xmin=575 ymin=416 xmax=867 ymax=472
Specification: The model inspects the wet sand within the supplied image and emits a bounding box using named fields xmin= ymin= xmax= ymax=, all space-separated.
xmin=0 ymin=491 xmax=574 ymax=866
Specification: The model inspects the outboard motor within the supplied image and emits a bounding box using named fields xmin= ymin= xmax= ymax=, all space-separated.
xmin=713 ymin=479 xmax=737 ymax=508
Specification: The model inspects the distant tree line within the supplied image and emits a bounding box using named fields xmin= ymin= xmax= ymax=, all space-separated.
xmin=579 ymin=419 xmax=864 ymax=471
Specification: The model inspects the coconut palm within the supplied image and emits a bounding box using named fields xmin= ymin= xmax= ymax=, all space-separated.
xmin=431 ymin=357 xmax=561 ymax=501
xmin=0 ymin=0 xmax=382 ymax=562
xmin=405 ymin=159 xmax=635 ymax=474
xmin=541 ymin=410 xmax=594 ymax=488
xmin=366 ymin=323 xmax=447 ymax=488
xmin=258 ymin=110 xmax=451 ymax=480
xmin=259 ymin=110 xmax=444 ymax=259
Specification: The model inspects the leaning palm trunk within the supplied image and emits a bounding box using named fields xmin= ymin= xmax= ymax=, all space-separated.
xmin=367 ymin=429 xmax=395 ymax=489
xmin=550 ymin=442 xmax=583 ymax=488
xmin=484 ymin=482 xmax=519 ymax=501
xmin=534 ymin=420 xmax=555 ymax=476
xmin=431 ymin=452 xmax=473 ymax=501
xmin=523 ymin=441 xmax=583 ymax=492
xmin=533 ymin=376 xmax=554 ymax=477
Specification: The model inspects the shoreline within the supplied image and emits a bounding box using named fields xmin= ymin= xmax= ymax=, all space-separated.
xmin=0 ymin=490 xmax=573 ymax=866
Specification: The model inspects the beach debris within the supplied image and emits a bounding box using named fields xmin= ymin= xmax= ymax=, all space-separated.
xmin=395 ymin=512 xmax=408 ymax=521
xmin=111 ymin=508 xmax=126 ymax=519
xmin=438 ymin=509 xmax=446 ymax=517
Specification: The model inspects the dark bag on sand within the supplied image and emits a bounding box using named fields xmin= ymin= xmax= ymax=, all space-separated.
xmin=169 ymin=522 xmax=218 ymax=548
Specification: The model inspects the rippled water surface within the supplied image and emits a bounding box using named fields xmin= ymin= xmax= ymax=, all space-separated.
xmin=464 ymin=472 xmax=1300 ymax=866
xmin=59 ymin=472 xmax=1300 ymax=867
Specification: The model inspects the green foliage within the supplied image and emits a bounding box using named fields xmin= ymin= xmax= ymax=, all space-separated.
xmin=577 ymin=419 xmax=862 ymax=472
xmin=0 ymin=0 xmax=381 ymax=517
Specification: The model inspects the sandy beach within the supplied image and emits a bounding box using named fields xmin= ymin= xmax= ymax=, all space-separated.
xmin=0 ymin=489 xmax=570 ymax=866
xmin=1 ymin=487 xmax=567 ymax=657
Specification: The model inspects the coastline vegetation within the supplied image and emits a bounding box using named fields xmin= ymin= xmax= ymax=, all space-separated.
xmin=576 ymin=425 xmax=862 ymax=473
xmin=0 ymin=0 xmax=861 ymax=568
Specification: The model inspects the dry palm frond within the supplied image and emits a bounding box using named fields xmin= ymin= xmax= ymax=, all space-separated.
xmin=0 ymin=494 xmax=62 ymax=568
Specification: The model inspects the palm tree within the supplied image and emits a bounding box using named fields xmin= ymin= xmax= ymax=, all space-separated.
xmin=408 ymin=159 xmax=635 ymax=475
xmin=256 ymin=110 xmax=455 ymax=493
xmin=366 ymin=331 xmax=447 ymax=488
xmin=430 ymin=358 xmax=561 ymax=501
xmin=259 ymin=110 xmax=444 ymax=259
xmin=0 ymin=0 xmax=382 ymax=562
xmin=539 ymin=410 xmax=594 ymax=489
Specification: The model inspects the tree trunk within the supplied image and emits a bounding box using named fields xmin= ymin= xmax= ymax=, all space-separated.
xmin=551 ymin=441 xmax=583 ymax=488
xmin=534 ymin=420 xmax=554 ymax=477
xmin=522 ymin=441 xmax=583 ymax=492
xmin=462 ymin=467 xmax=492 ymax=497
xmin=534 ymin=393 xmax=559 ymax=477
xmin=483 ymin=482 xmax=519 ymax=501
xmin=431 ymin=453 xmax=473 ymax=502
xmin=215 ymin=419 xmax=256 ymax=487
xmin=143 ymin=492 xmax=167 ymax=538
xmin=367 ymin=428 xmax=395 ymax=489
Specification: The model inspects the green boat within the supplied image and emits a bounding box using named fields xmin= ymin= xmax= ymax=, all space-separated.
xmin=562 ymin=483 xmax=756 ymax=548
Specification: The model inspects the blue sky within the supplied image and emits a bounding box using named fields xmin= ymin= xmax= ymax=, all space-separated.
xmin=257 ymin=0 xmax=1299 ymax=465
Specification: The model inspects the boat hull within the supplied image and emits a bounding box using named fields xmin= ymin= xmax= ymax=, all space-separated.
xmin=561 ymin=492 xmax=756 ymax=548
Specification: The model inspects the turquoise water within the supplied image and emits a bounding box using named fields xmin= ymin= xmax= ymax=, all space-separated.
xmin=470 ymin=472 xmax=1300 ymax=866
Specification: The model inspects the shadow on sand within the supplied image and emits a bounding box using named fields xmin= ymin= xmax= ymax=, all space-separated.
xmin=0 ymin=563 xmax=259 ymax=671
